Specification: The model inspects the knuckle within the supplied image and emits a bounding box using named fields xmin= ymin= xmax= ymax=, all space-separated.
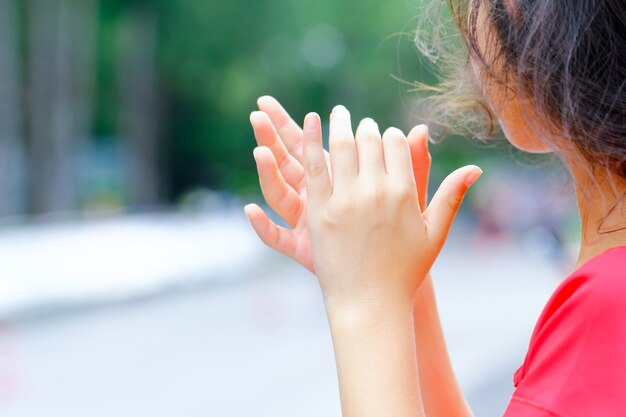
xmin=319 ymin=199 xmax=352 ymax=229
xmin=277 ymin=154 xmax=291 ymax=171
xmin=357 ymin=131 xmax=380 ymax=143
xmin=307 ymin=162 xmax=327 ymax=178
xmin=446 ymin=194 xmax=464 ymax=212
xmin=331 ymin=138 xmax=354 ymax=151
xmin=275 ymin=184 xmax=290 ymax=205
xmin=261 ymin=163 xmax=279 ymax=182
xmin=390 ymin=183 xmax=413 ymax=201
xmin=329 ymin=197 xmax=352 ymax=215
xmin=360 ymin=184 xmax=386 ymax=206
xmin=319 ymin=211 xmax=339 ymax=231
xmin=259 ymin=234 xmax=273 ymax=248
xmin=294 ymin=171 xmax=306 ymax=189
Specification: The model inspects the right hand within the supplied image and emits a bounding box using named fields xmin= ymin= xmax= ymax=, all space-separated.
xmin=245 ymin=96 xmax=432 ymax=274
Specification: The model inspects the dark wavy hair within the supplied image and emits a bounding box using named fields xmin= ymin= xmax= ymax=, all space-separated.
xmin=416 ymin=0 xmax=626 ymax=184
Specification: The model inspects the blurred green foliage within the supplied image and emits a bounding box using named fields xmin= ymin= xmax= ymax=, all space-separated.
xmin=92 ymin=0 xmax=512 ymax=202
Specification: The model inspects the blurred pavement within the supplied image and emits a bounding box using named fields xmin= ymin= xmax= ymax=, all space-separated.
xmin=0 ymin=210 xmax=563 ymax=417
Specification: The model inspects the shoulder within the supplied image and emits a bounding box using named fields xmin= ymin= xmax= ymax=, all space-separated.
xmin=543 ymin=246 xmax=626 ymax=324
xmin=582 ymin=245 xmax=626 ymax=292
xmin=508 ymin=246 xmax=626 ymax=417
xmin=533 ymin=245 xmax=626 ymax=349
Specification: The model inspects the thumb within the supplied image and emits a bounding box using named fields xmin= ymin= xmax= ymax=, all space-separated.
xmin=424 ymin=165 xmax=482 ymax=247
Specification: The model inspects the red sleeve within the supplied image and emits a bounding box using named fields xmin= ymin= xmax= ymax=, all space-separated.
xmin=502 ymin=247 xmax=626 ymax=417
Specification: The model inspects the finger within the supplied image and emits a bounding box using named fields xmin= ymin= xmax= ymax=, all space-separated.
xmin=253 ymin=146 xmax=303 ymax=228
xmin=329 ymin=105 xmax=357 ymax=192
xmin=424 ymin=165 xmax=482 ymax=247
xmin=250 ymin=111 xmax=306 ymax=192
xmin=382 ymin=127 xmax=416 ymax=190
xmin=257 ymin=95 xmax=304 ymax=162
xmin=355 ymin=118 xmax=385 ymax=177
xmin=256 ymin=96 xmax=333 ymax=185
xmin=408 ymin=125 xmax=431 ymax=209
xmin=244 ymin=203 xmax=296 ymax=257
xmin=302 ymin=113 xmax=331 ymax=205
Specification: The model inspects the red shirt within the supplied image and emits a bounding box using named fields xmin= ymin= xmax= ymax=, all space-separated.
xmin=503 ymin=246 xmax=626 ymax=417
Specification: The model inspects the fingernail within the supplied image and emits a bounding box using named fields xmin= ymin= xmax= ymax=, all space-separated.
xmin=257 ymin=96 xmax=272 ymax=107
xmin=465 ymin=168 xmax=483 ymax=187
xmin=332 ymin=105 xmax=347 ymax=114
xmin=305 ymin=113 xmax=319 ymax=130
xmin=250 ymin=111 xmax=262 ymax=122
xmin=253 ymin=146 xmax=263 ymax=160
xmin=244 ymin=204 xmax=255 ymax=216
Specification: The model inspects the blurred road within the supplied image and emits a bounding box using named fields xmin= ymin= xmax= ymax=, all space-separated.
xmin=0 ymin=217 xmax=564 ymax=417
xmin=0 ymin=211 xmax=263 ymax=319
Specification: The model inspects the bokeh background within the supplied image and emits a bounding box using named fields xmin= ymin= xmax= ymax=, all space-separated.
xmin=0 ymin=0 xmax=581 ymax=416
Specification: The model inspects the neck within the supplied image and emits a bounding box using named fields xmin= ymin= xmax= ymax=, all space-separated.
xmin=572 ymin=165 xmax=626 ymax=270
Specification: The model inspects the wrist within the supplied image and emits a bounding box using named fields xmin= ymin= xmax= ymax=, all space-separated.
xmin=324 ymin=293 xmax=414 ymax=331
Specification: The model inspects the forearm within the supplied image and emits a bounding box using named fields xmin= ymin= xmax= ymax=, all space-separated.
xmin=412 ymin=274 xmax=473 ymax=417
xmin=326 ymin=297 xmax=426 ymax=417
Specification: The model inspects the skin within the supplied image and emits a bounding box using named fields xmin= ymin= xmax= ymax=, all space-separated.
xmin=471 ymin=4 xmax=626 ymax=269
xmin=246 ymin=94 xmax=626 ymax=416
xmin=485 ymin=79 xmax=626 ymax=270
xmin=246 ymin=96 xmax=479 ymax=417
xmin=245 ymin=9 xmax=626 ymax=414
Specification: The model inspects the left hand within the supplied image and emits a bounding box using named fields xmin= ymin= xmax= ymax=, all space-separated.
xmin=302 ymin=106 xmax=482 ymax=313
xmin=245 ymin=96 xmax=432 ymax=275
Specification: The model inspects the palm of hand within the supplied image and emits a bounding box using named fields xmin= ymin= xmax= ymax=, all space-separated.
xmin=246 ymin=96 xmax=431 ymax=275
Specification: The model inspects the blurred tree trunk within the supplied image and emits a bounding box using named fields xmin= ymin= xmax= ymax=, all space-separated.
xmin=117 ymin=8 xmax=161 ymax=208
xmin=25 ymin=0 xmax=97 ymax=214
xmin=0 ymin=0 xmax=25 ymax=216
xmin=71 ymin=0 xmax=98 ymax=168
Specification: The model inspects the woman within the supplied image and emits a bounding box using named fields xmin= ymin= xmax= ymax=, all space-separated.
xmin=245 ymin=0 xmax=626 ymax=415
